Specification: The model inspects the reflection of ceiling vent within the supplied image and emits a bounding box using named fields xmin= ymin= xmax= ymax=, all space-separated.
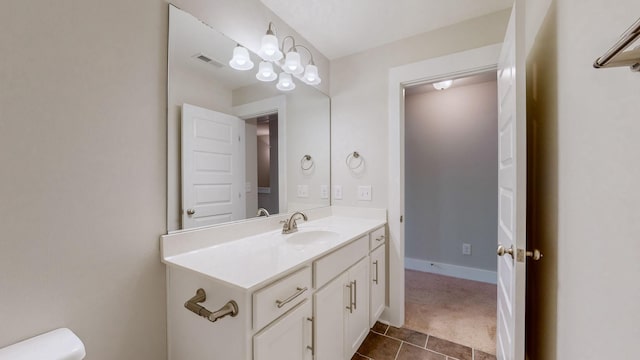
xmin=192 ymin=53 xmax=224 ymax=68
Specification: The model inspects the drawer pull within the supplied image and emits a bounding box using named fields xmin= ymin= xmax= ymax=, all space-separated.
xmin=373 ymin=260 xmax=379 ymax=284
xmin=376 ymin=235 xmax=385 ymax=241
xmin=275 ymin=287 xmax=308 ymax=308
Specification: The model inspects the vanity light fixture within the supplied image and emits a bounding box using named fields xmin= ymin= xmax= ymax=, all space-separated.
xmin=433 ymin=80 xmax=453 ymax=90
xmin=233 ymin=22 xmax=322 ymax=91
xmin=229 ymin=44 xmax=254 ymax=71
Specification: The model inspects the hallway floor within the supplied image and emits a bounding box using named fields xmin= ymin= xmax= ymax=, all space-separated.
xmin=353 ymin=322 xmax=496 ymax=360
xmin=404 ymin=270 xmax=497 ymax=354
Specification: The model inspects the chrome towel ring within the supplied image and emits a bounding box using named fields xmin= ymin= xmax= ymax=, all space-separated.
xmin=300 ymin=154 xmax=314 ymax=170
xmin=346 ymin=151 xmax=364 ymax=170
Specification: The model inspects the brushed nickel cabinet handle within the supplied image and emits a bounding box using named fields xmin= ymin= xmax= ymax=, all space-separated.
xmin=275 ymin=287 xmax=308 ymax=308
xmin=306 ymin=317 xmax=314 ymax=355
xmin=376 ymin=235 xmax=385 ymax=241
xmin=345 ymin=282 xmax=353 ymax=313
xmin=353 ymin=280 xmax=357 ymax=310
xmin=373 ymin=261 xmax=379 ymax=284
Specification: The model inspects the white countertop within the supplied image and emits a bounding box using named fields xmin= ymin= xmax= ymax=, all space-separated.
xmin=162 ymin=215 xmax=385 ymax=291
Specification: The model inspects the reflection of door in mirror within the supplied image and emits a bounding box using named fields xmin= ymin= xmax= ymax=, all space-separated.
xmin=181 ymin=104 xmax=246 ymax=228
xmin=252 ymin=114 xmax=279 ymax=216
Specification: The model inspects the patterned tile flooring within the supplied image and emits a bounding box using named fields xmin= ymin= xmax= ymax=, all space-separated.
xmin=353 ymin=322 xmax=497 ymax=360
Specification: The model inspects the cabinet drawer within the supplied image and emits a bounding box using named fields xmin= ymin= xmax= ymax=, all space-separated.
xmin=314 ymin=235 xmax=368 ymax=289
xmin=369 ymin=226 xmax=386 ymax=250
xmin=253 ymin=266 xmax=312 ymax=330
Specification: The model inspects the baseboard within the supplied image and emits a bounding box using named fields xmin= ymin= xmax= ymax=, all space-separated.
xmin=405 ymin=257 xmax=497 ymax=284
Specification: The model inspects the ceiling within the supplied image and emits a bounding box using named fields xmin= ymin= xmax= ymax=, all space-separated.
xmin=260 ymin=0 xmax=512 ymax=59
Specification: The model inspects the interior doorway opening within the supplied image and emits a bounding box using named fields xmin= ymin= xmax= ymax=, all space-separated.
xmin=244 ymin=112 xmax=279 ymax=217
xmin=402 ymin=71 xmax=499 ymax=355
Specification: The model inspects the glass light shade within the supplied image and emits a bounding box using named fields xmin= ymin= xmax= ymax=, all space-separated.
xmin=276 ymin=72 xmax=296 ymax=91
xmin=433 ymin=80 xmax=453 ymax=90
xmin=258 ymin=34 xmax=283 ymax=61
xmin=302 ymin=64 xmax=321 ymax=85
xmin=283 ymin=51 xmax=303 ymax=74
xmin=256 ymin=61 xmax=277 ymax=82
xmin=229 ymin=46 xmax=254 ymax=71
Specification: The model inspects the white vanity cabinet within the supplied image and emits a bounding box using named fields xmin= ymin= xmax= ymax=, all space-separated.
xmin=162 ymin=213 xmax=387 ymax=360
xmin=313 ymin=235 xmax=371 ymax=360
xmin=253 ymin=300 xmax=313 ymax=360
xmin=369 ymin=227 xmax=386 ymax=327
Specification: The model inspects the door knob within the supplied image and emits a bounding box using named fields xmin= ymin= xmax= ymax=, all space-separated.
xmin=497 ymin=244 xmax=514 ymax=258
xmin=526 ymin=249 xmax=543 ymax=261
xmin=186 ymin=208 xmax=196 ymax=215
xmin=498 ymin=245 xmax=544 ymax=262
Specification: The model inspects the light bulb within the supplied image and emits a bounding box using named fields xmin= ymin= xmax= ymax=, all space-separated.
xmin=276 ymin=72 xmax=296 ymax=91
xmin=283 ymin=51 xmax=303 ymax=74
xmin=229 ymin=46 xmax=254 ymax=71
xmin=303 ymin=64 xmax=321 ymax=85
xmin=256 ymin=61 xmax=277 ymax=82
xmin=433 ymin=80 xmax=453 ymax=90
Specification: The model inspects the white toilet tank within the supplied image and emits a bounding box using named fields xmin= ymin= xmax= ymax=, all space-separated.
xmin=0 ymin=328 xmax=86 ymax=360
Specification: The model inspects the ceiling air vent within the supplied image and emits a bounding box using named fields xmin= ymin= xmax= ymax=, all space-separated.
xmin=192 ymin=53 xmax=224 ymax=68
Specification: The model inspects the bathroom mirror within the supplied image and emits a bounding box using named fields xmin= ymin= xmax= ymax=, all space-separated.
xmin=168 ymin=5 xmax=331 ymax=231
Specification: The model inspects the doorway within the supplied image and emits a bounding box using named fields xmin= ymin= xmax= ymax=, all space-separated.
xmin=402 ymin=72 xmax=499 ymax=355
xmin=245 ymin=113 xmax=280 ymax=217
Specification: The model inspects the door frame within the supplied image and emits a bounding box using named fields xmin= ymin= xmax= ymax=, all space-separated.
xmin=385 ymin=43 xmax=502 ymax=326
xmin=233 ymin=95 xmax=287 ymax=214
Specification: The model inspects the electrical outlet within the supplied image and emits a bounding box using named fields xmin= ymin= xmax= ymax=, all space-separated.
xmin=320 ymin=185 xmax=329 ymax=199
xmin=462 ymin=243 xmax=472 ymax=255
xmin=357 ymin=185 xmax=372 ymax=201
xmin=297 ymin=185 xmax=309 ymax=198
xmin=334 ymin=185 xmax=343 ymax=200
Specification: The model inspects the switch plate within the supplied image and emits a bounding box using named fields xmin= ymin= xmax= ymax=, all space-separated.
xmin=462 ymin=243 xmax=472 ymax=255
xmin=334 ymin=185 xmax=343 ymax=200
xmin=297 ymin=185 xmax=309 ymax=198
xmin=357 ymin=185 xmax=372 ymax=201
xmin=320 ymin=185 xmax=329 ymax=199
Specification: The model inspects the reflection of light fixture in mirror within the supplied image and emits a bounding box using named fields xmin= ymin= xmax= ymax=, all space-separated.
xmin=276 ymin=72 xmax=296 ymax=91
xmin=229 ymin=45 xmax=254 ymax=70
xmin=433 ymin=80 xmax=453 ymax=90
xmin=258 ymin=23 xmax=283 ymax=61
xmin=256 ymin=61 xmax=277 ymax=81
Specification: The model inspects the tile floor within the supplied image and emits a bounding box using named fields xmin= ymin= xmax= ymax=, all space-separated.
xmin=353 ymin=322 xmax=496 ymax=360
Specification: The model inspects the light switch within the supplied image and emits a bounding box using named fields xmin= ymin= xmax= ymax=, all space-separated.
xmin=358 ymin=185 xmax=372 ymax=201
xmin=297 ymin=185 xmax=309 ymax=198
xmin=463 ymin=243 xmax=472 ymax=255
xmin=320 ymin=185 xmax=329 ymax=199
xmin=334 ymin=185 xmax=343 ymax=200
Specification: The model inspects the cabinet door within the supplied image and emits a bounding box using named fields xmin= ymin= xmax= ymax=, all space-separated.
xmin=345 ymin=257 xmax=370 ymax=358
xmin=254 ymin=300 xmax=312 ymax=360
xmin=370 ymin=244 xmax=386 ymax=327
xmin=314 ymin=272 xmax=349 ymax=360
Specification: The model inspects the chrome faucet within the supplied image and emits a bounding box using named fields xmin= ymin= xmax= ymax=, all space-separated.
xmin=281 ymin=211 xmax=308 ymax=234
xmin=257 ymin=208 xmax=270 ymax=217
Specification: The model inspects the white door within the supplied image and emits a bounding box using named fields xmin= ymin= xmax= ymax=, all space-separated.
xmin=496 ymin=4 xmax=528 ymax=360
xmin=181 ymin=104 xmax=245 ymax=228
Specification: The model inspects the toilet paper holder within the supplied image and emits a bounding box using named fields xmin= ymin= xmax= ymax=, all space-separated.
xmin=184 ymin=288 xmax=239 ymax=323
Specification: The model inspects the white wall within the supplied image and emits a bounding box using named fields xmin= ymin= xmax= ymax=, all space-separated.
xmin=0 ymin=0 xmax=329 ymax=358
xmin=0 ymin=0 xmax=167 ymax=358
xmin=405 ymin=80 xmax=498 ymax=272
xmin=526 ymin=0 xmax=640 ymax=358
xmin=330 ymin=10 xmax=511 ymax=208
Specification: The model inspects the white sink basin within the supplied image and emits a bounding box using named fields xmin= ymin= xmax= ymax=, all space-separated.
xmin=286 ymin=230 xmax=340 ymax=245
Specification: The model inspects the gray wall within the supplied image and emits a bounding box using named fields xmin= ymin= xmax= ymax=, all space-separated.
xmin=405 ymin=81 xmax=498 ymax=271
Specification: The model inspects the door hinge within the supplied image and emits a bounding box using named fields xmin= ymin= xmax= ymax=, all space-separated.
xmin=400 ymin=215 xmax=403 ymax=223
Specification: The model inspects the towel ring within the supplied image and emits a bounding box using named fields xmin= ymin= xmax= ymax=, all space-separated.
xmin=346 ymin=151 xmax=364 ymax=170
xmin=300 ymin=155 xmax=314 ymax=171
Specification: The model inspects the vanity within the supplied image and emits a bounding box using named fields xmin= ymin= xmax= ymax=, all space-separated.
xmin=161 ymin=207 xmax=387 ymax=360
